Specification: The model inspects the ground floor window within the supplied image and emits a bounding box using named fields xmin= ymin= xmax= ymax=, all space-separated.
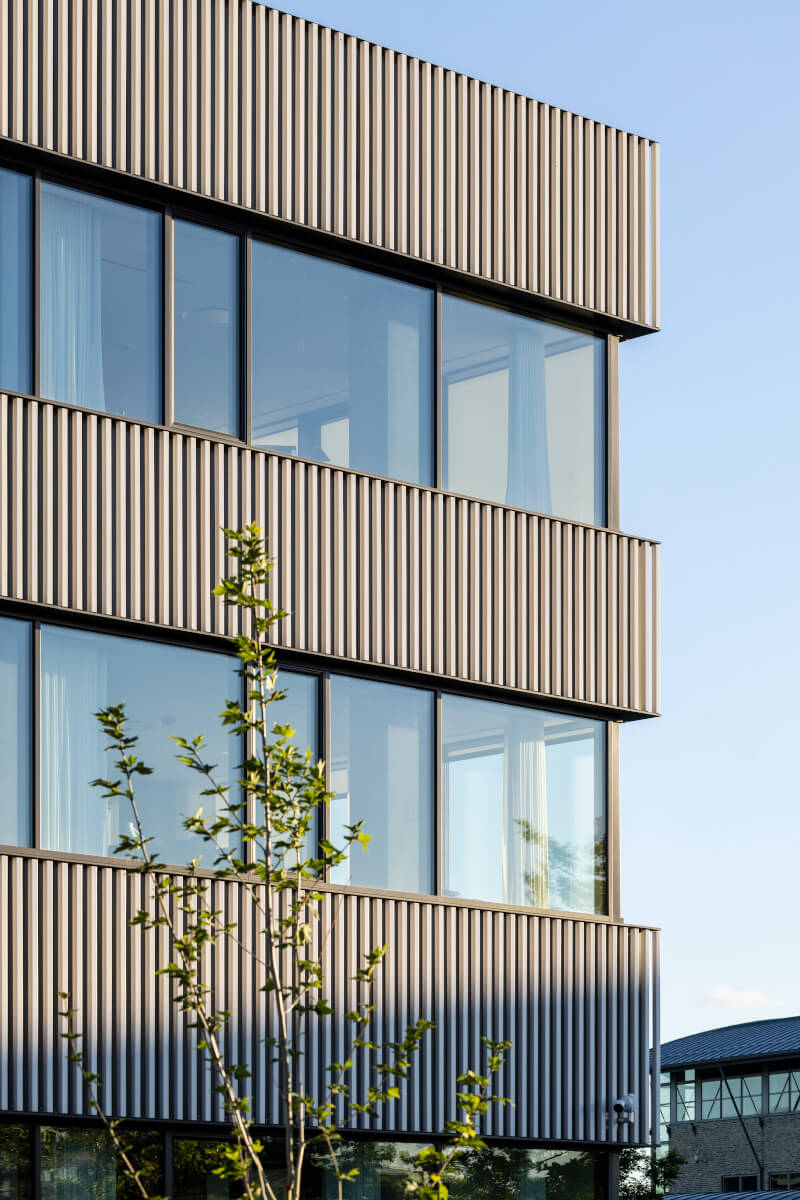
xmin=0 ymin=1122 xmax=609 ymax=1199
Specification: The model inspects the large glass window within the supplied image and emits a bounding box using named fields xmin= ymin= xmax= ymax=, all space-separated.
xmin=312 ymin=1141 xmax=431 ymax=1199
xmin=446 ymin=1146 xmax=603 ymax=1199
xmin=41 ymin=183 xmax=161 ymax=421
xmin=252 ymin=243 xmax=433 ymax=484
xmin=0 ymin=617 xmax=31 ymax=847
xmin=329 ymin=677 xmax=434 ymax=893
xmin=40 ymin=1126 xmax=161 ymax=1200
xmin=442 ymin=697 xmax=606 ymax=913
xmin=701 ymin=1074 xmax=762 ymax=1120
xmin=40 ymin=627 xmax=237 ymax=865
xmin=174 ymin=220 xmax=239 ymax=435
xmin=0 ymin=167 xmax=32 ymax=394
xmin=442 ymin=296 xmax=605 ymax=524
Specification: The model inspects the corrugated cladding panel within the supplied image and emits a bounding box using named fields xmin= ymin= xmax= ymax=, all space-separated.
xmin=0 ymin=0 xmax=659 ymax=330
xmin=0 ymin=394 xmax=660 ymax=716
xmin=0 ymin=852 xmax=658 ymax=1142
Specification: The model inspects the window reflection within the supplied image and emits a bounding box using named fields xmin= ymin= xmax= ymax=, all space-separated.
xmin=310 ymin=1141 xmax=431 ymax=1199
xmin=0 ymin=167 xmax=32 ymax=394
xmin=446 ymin=1146 xmax=602 ymax=1199
xmin=174 ymin=220 xmax=239 ymax=436
xmin=40 ymin=627 xmax=238 ymax=865
xmin=442 ymin=696 xmax=606 ymax=913
xmin=329 ymin=677 xmax=434 ymax=893
xmin=276 ymin=670 xmax=318 ymax=866
xmin=41 ymin=183 xmax=161 ymax=421
xmin=39 ymin=1126 xmax=161 ymax=1200
xmin=0 ymin=1124 xmax=32 ymax=1200
xmin=442 ymin=296 xmax=605 ymax=524
xmin=252 ymin=243 xmax=433 ymax=485
xmin=0 ymin=617 xmax=31 ymax=847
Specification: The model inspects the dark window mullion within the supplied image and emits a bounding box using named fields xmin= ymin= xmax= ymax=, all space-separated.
xmin=32 ymin=1122 xmax=42 ymax=1200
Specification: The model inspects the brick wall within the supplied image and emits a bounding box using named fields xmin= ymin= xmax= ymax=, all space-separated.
xmin=669 ymin=1113 xmax=800 ymax=1192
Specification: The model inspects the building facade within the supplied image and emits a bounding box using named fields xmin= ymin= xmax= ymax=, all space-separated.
xmin=0 ymin=1 xmax=661 ymax=1196
xmin=661 ymin=1018 xmax=800 ymax=1196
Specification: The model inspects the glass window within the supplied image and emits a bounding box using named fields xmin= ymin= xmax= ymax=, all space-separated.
xmin=442 ymin=696 xmax=606 ymax=912
xmin=311 ymin=1141 xmax=431 ymax=1199
xmin=770 ymin=1069 xmax=800 ymax=1113
xmin=329 ymin=677 xmax=433 ymax=893
xmin=0 ymin=617 xmax=31 ymax=846
xmin=276 ymin=669 xmax=318 ymax=866
xmin=40 ymin=1126 xmax=161 ymax=1200
xmin=174 ymin=220 xmax=239 ymax=435
xmin=252 ymin=243 xmax=433 ymax=485
xmin=41 ymin=183 xmax=161 ymax=421
xmin=40 ymin=628 xmax=238 ymax=865
xmin=173 ymin=1139 xmax=244 ymax=1200
xmin=0 ymin=168 xmax=32 ymax=394
xmin=676 ymin=1080 xmax=695 ymax=1122
xmin=769 ymin=1174 xmax=800 ymax=1191
xmin=701 ymin=1079 xmax=721 ymax=1120
xmin=447 ymin=1146 xmax=603 ymax=1199
xmin=0 ymin=1123 xmax=32 ymax=1200
xmin=442 ymin=296 xmax=605 ymax=524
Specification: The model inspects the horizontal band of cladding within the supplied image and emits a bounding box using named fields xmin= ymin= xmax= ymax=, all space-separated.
xmin=0 ymin=0 xmax=659 ymax=329
xmin=0 ymin=395 xmax=660 ymax=715
xmin=0 ymin=852 xmax=657 ymax=1141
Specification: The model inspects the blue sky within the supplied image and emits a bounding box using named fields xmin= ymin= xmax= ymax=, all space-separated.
xmin=260 ymin=0 xmax=800 ymax=1042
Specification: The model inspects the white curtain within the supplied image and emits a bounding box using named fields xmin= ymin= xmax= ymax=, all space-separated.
xmin=41 ymin=633 xmax=109 ymax=855
xmin=41 ymin=187 xmax=106 ymax=411
xmin=507 ymin=325 xmax=551 ymax=514
xmin=504 ymin=712 xmax=549 ymax=908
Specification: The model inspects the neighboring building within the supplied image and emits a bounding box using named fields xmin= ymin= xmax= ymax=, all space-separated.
xmin=661 ymin=1017 xmax=800 ymax=1195
xmin=0 ymin=2 xmax=662 ymax=1197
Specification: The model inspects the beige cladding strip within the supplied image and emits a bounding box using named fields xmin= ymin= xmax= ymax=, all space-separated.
xmin=0 ymin=847 xmax=666 ymax=1134
xmin=0 ymin=395 xmax=660 ymax=717
xmin=0 ymin=0 xmax=659 ymax=330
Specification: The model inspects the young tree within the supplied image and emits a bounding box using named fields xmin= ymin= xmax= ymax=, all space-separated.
xmin=61 ymin=525 xmax=508 ymax=1200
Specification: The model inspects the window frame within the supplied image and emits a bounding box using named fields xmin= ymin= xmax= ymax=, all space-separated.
xmin=1 ymin=153 xmax=614 ymax=531
xmin=0 ymin=608 xmax=611 ymax=921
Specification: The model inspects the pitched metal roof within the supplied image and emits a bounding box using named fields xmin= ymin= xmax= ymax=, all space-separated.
xmin=660 ymin=1016 xmax=800 ymax=1068
xmin=667 ymin=1194 xmax=800 ymax=1199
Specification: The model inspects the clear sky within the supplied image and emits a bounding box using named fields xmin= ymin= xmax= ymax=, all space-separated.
xmin=258 ymin=0 xmax=800 ymax=1043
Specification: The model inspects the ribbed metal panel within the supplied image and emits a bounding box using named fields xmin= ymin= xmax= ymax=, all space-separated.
xmin=0 ymin=394 xmax=660 ymax=717
xmin=0 ymin=0 xmax=659 ymax=330
xmin=0 ymin=852 xmax=658 ymax=1142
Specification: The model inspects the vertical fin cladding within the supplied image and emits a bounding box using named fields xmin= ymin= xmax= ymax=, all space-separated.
xmin=0 ymin=0 xmax=658 ymax=327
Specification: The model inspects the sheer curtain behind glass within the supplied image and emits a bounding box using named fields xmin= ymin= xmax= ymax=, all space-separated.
xmin=329 ymin=677 xmax=433 ymax=893
xmin=251 ymin=242 xmax=433 ymax=484
xmin=40 ymin=628 xmax=238 ymax=864
xmin=442 ymin=296 xmax=605 ymax=524
xmin=0 ymin=167 xmax=32 ymax=394
xmin=442 ymin=696 xmax=606 ymax=913
xmin=41 ymin=182 xmax=161 ymax=421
